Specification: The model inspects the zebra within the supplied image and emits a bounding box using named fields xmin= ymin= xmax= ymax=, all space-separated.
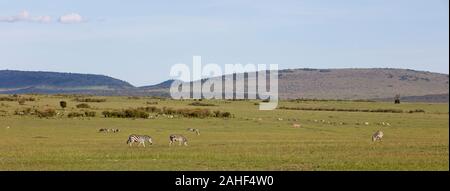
xmin=127 ymin=134 xmax=153 ymax=147
xmin=169 ymin=134 xmax=188 ymax=146
xmin=99 ymin=128 xmax=108 ymax=133
xmin=372 ymin=130 xmax=384 ymax=142
xmin=111 ymin=129 xmax=120 ymax=133
xmin=187 ymin=128 xmax=200 ymax=135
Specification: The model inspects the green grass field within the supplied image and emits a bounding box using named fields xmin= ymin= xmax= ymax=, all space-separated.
xmin=0 ymin=95 xmax=448 ymax=170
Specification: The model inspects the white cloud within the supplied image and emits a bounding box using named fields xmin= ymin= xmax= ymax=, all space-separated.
xmin=58 ymin=13 xmax=84 ymax=24
xmin=0 ymin=10 xmax=52 ymax=23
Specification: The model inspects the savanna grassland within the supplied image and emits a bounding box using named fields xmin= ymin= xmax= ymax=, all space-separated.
xmin=0 ymin=94 xmax=448 ymax=170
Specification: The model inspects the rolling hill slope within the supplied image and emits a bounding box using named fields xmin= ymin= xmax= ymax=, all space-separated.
xmin=0 ymin=70 xmax=134 ymax=92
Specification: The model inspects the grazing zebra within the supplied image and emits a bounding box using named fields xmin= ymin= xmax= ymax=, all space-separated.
xmin=169 ymin=134 xmax=188 ymax=146
xmin=187 ymin=128 xmax=200 ymax=135
xmin=99 ymin=128 xmax=108 ymax=133
xmin=127 ymin=134 xmax=153 ymax=147
xmin=372 ymin=130 xmax=384 ymax=142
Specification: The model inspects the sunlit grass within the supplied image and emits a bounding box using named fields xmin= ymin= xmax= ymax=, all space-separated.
xmin=0 ymin=95 xmax=448 ymax=170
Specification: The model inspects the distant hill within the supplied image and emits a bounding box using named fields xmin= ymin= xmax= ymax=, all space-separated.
xmin=0 ymin=70 xmax=134 ymax=92
xmin=275 ymin=68 xmax=448 ymax=100
xmin=145 ymin=68 xmax=448 ymax=101
xmin=0 ymin=68 xmax=448 ymax=102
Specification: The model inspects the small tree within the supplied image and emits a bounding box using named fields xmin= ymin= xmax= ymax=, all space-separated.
xmin=60 ymin=101 xmax=67 ymax=109
xmin=394 ymin=94 xmax=400 ymax=104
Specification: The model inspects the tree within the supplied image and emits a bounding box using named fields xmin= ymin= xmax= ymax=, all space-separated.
xmin=394 ymin=94 xmax=400 ymax=104
xmin=60 ymin=101 xmax=67 ymax=109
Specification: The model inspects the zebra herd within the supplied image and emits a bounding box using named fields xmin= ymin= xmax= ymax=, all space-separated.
xmin=126 ymin=134 xmax=153 ymax=147
xmin=100 ymin=127 xmax=384 ymax=147
xmin=126 ymin=134 xmax=189 ymax=147
xmin=99 ymin=128 xmax=200 ymax=147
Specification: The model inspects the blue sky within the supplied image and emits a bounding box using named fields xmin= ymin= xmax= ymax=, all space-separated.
xmin=0 ymin=0 xmax=448 ymax=86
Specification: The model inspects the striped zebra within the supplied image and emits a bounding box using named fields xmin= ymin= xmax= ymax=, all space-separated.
xmin=169 ymin=134 xmax=188 ymax=146
xmin=187 ymin=128 xmax=200 ymax=135
xmin=372 ymin=130 xmax=384 ymax=142
xmin=127 ymin=134 xmax=153 ymax=147
xmin=99 ymin=128 xmax=108 ymax=133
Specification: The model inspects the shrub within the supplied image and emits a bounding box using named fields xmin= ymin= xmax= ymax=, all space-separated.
xmin=102 ymin=111 xmax=111 ymax=117
xmin=60 ymin=101 xmax=67 ymax=109
xmin=84 ymin=111 xmax=96 ymax=117
xmin=188 ymin=102 xmax=216 ymax=106
xmin=221 ymin=112 xmax=231 ymax=118
xmin=102 ymin=109 xmax=148 ymax=119
xmin=74 ymin=98 xmax=106 ymax=102
xmin=409 ymin=109 xmax=425 ymax=113
xmin=213 ymin=110 xmax=231 ymax=118
xmin=76 ymin=103 xmax=90 ymax=108
xmin=68 ymin=112 xmax=84 ymax=118
xmin=137 ymin=106 xmax=161 ymax=113
xmin=0 ymin=96 xmax=16 ymax=101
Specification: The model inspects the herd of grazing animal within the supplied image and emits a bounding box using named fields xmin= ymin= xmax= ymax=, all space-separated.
xmin=125 ymin=134 xmax=189 ymax=147
xmin=97 ymin=116 xmax=386 ymax=147
xmin=98 ymin=127 xmax=201 ymax=147
xmin=291 ymin=118 xmax=386 ymax=142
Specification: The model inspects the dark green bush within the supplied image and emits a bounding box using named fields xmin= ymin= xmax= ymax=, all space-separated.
xmin=102 ymin=109 xmax=148 ymax=119
xmin=60 ymin=101 xmax=67 ymax=109
xmin=84 ymin=111 xmax=96 ymax=117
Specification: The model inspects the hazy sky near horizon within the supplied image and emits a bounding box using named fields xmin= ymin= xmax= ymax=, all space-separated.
xmin=0 ymin=0 xmax=448 ymax=86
